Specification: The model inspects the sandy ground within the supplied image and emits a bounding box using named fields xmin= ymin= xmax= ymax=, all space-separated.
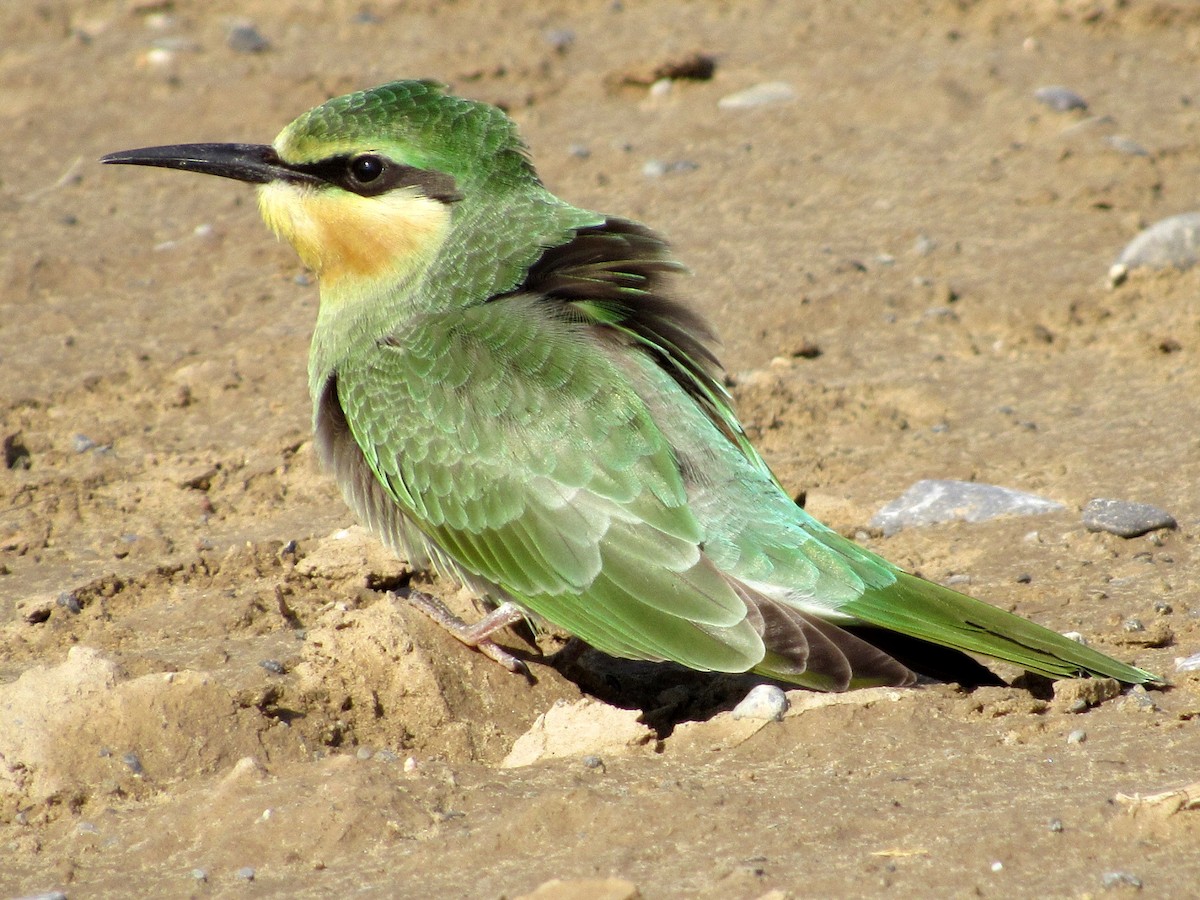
xmin=3 ymin=1 xmax=1200 ymax=897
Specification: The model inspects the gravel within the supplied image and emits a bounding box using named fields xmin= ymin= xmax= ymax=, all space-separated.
xmin=871 ymin=479 xmax=1065 ymax=535
xmin=1081 ymin=498 xmax=1177 ymax=538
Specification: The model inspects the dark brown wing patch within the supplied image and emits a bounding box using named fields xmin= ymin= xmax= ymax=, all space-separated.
xmin=498 ymin=217 xmax=759 ymax=456
xmin=732 ymin=577 xmax=918 ymax=690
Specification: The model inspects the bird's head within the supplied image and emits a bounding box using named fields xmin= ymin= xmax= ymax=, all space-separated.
xmin=102 ymin=80 xmax=536 ymax=288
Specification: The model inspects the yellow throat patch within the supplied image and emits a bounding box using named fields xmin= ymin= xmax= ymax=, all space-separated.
xmin=256 ymin=180 xmax=451 ymax=290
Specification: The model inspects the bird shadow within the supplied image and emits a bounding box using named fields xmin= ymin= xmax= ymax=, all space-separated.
xmin=543 ymin=639 xmax=790 ymax=738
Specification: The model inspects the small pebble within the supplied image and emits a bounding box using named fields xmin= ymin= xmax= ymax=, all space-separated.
xmin=871 ymin=480 xmax=1064 ymax=536
xmin=1175 ymin=651 xmax=1200 ymax=673
xmin=1034 ymin=85 xmax=1088 ymax=112
xmin=140 ymin=46 xmax=175 ymax=68
xmin=374 ymin=749 xmax=399 ymax=763
xmin=122 ymin=752 xmax=144 ymax=775
xmin=990 ymin=861 xmax=1004 ymax=873
xmin=1067 ymin=729 xmax=1087 ymax=745
xmin=258 ymin=659 xmax=286 ymax=675
xmin=913 ymin=234 xmax=937 ymax=256
xmin=236 ymin=867 xmax=256 ymax=882
xmin=72 ymin=434 xmax=96 ymax=453
xmin=642 ymin=159 xmax=668 ymax=178
xmin=1123 ymin=618 xmax=1145 ymax=633
xmin=718 ymin=81 xmax=796 ymax=110
xmin=1120 ymin=685 xmax=1158 ymax=712
xmin=1082 ymin=498 xmax=1176 ymax=538
xmin=76 ymin=821 xmax=98 ymax=834
xmin=1101 ymin=870 xmax=1143 ymax=890
xmin=56 ymin=592 xmax=82 ymax=614
xmin=356 ymin=747 xmax=373 ymax=760
xmin=582 ymin=754 xmax=605 ymax=770
xmin=731 ymin=684 xmax=789 ymax=721
xmin=191 ymin=868 xmax=208 ymax=882
xmin=403 ymin=756 xmax=418 ymax=773
xmin=15 ymin=893 xmax=68 ymax=900
xmin=642 ymin=159 xmax=698 ymax=178
xmin=543 ymin=27 xmax=575 ymax=52
xmin=568 ymin=143 xmax=591 ymax=159
xmin=1104 ymin=135 xmax=1150 ymax=157
xmin=227 ymin=22 xmax=269 ymax=53
xmin=1048 ymin=818 xmax=1064 ymax=833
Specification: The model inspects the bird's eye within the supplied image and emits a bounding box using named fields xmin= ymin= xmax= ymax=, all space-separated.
xmin=349 ymin=154 xmax=385 ymax=184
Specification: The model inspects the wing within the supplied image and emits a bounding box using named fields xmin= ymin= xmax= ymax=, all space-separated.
xmin=332 ymin=286 xmax=770 ymax=673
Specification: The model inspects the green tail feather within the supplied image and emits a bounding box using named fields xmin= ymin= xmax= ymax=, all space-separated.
xmin=843 ymin=572 xmax=1162 ymax=684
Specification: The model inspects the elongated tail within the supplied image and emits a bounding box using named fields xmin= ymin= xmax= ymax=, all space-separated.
xmin=746 ymin=565 xmax=1161 ymax=688
xmin=843 ymin=571 xmax=1160 ymax=682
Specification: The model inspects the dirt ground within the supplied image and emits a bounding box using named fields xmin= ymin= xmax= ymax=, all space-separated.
xmin=3 ymin=0 xmax=1200 ymax=897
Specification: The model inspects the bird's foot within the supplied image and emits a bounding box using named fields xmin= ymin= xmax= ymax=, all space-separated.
xmin=397 ymin=590 xmax=530 ymax=675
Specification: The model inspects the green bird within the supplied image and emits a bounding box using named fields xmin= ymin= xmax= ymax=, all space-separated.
xmin=103 ymin=80 xmax=1160 ymax=691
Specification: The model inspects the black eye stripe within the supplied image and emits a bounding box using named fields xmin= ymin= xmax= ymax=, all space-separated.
xmin=287 ymin=154 xmax=463 ymax=203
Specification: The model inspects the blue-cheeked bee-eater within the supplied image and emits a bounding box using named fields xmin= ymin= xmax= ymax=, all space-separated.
xmin=102 ymin=80 xmax=1160 ymax=691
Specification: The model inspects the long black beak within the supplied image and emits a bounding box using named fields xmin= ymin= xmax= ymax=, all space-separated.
xmin=100 ymin=143 xmax=319 ymax=186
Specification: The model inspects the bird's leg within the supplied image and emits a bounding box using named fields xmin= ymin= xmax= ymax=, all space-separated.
xmin=398 ymin=590 xmax=529 ymax=674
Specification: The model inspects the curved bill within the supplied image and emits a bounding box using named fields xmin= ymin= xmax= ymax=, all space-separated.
xmin=100 ymin=143 xmax=320 ymax=186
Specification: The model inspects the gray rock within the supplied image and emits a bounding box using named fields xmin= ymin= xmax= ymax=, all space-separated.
xmin=543 ymin=28 xmax=575 ymax=52
xmin=1082 ymin=498 xmax=1177 ymax=538
xmin=1174 ymin=651 xmax=1200 ymax=673
xmin=1109 ymin=212 xmax=1200 ymax=286
xmin=227 ymin=23 xmax=270 ymax=53
xmin=1034 ymin=85 xmax=1088 ymax=112
xmin=56 ymin=592 xmax=82 ymax=614
xmin=1104 ymin=135 xmax=1150 ymax=157
xmin=870 ymin=480 xmax=1065 ymax=536
xmin=1100 ymin=870 xmax=1143 ymax=890
xmin=731 ymin=684 xmax=788 ymax=721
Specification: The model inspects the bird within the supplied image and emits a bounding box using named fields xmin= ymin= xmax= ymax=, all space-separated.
xmin=102 ymin=79 xmax=1160 ymax=691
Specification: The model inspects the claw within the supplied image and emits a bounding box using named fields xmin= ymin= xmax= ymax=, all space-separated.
xmin=397 ymin=590 xmax=530 ymax=675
